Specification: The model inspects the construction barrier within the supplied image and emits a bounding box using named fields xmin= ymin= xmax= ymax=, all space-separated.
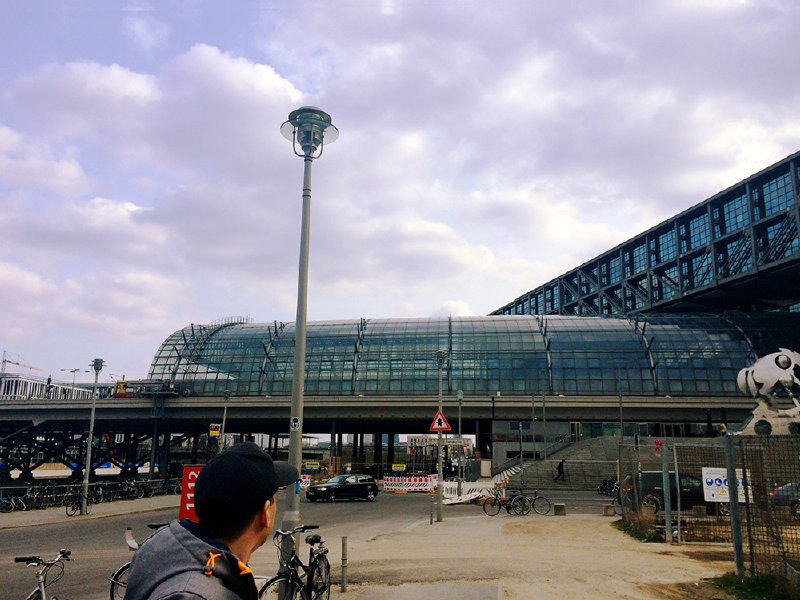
xmin=382 ymin=475 xmax=439 ymax=493
xmin=300 ymin=474 xmax=311 ymax=489
xmin=441 ymin=481 xmax=496 ymax=499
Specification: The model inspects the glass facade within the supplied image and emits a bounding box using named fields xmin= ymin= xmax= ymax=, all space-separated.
xmin=147 ymin=312 xmax=800 ymax=399
xmin=493 ymin=150 xmax=800 ymax=317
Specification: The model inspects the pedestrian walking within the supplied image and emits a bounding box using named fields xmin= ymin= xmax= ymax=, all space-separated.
xmin=553 ymin=459 xmax=566 ymax=482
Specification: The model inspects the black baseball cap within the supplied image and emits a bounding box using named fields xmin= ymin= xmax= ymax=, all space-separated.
xmin=195 ymin=442 xmax=298 ymax=525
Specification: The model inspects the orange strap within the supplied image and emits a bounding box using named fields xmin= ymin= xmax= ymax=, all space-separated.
xmin=203 ymin=551 xmax=223 ymax=575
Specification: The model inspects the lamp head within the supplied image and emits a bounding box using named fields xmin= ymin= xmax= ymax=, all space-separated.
xmin=280 ymin=106 xmax=338 ymax=158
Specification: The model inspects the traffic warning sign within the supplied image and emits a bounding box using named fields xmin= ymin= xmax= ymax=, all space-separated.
xmin=430 ymin=409 xmax=451 ymax=432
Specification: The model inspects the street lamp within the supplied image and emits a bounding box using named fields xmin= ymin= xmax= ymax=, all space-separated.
xmin=457 ymin=389 xmax=463 ymax=497
xmin=220 ymin=390 xmax=231 ymax=451
xmin=60 ymin=368 xmax=88 ymax=398
xmin=280 ymin=107 xmax=338 ymax=537
xmin=81 ymin=358 xmax=104 ymax=515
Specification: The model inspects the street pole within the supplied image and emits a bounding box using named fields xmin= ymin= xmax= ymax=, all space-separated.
xmin=220 ymin=390 xmax=230 ymax=451
xmin=542 ymin=395 xmax=547 ymax=461
xmin=518 ymin=420 xmax=524 ymax=489
xmin=436 ymin=350 xmax=446 ymax=522
xmin=82 ymin=358 xmax=103 ymax=515
xmin=279 ymin=107 xmax=338 ymax=549
xmin=457 ymin=390 xmax=463 ymax=497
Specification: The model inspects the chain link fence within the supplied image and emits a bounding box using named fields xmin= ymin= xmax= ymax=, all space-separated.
xmin=619 ymin=435 xmax=800 ymax=588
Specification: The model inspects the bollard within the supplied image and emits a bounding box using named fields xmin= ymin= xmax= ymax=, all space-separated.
xmin=430 ymin=495 xmax=434 ymax=524
xmin=341 ymin=536 xmax=347 ymax=593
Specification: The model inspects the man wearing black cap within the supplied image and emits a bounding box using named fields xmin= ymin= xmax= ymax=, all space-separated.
xmin=124 ymin=442 xmax=298 ymax=600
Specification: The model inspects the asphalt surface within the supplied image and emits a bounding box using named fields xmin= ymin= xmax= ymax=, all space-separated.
xmin=1 ymin=488 xmax=614 ymax=599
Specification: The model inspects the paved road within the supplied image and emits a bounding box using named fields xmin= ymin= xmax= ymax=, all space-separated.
xmin=2 ymin=488 xmax=610 ymax=599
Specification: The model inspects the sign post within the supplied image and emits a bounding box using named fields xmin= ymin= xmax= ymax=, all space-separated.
xmin=179 ymin=465 xmax=203 ymax=522
xmin=433 ymin=351 xmax=449 ymax=523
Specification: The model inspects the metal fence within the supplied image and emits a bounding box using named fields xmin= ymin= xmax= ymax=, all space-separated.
xmin=620 ymin=435 xmax=800 ymax=584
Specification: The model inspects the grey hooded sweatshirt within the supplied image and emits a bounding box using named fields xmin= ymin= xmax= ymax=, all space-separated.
xmin=123 ymin=520 xmax=259 ymax=600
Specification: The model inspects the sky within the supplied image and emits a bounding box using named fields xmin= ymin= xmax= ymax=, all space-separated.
xmin=1 ymin=0 xmax=800 ymax=385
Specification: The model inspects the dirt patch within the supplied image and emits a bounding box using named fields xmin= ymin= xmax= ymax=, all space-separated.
xmin=309 ymin=515 xmax=737 ymax=599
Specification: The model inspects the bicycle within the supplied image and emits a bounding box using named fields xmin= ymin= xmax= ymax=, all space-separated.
xmin=525 ymin=489 xmax=552 ymax=515
xmin=482 ymin=488 xmax=531 ymax=516
xmin=597 ymin=477 xmax=619 ymax=497
xmin=0 ymin=492 xmax=27 ymax=512
xmin=259 ymin=525 xmax=330 ymax=600
xmin=109 ymin=524 xmax=167 ymax=600
xmin=65 ymin=490 xmax=92 ymax=517
xmin=14 ymin=548 xmax=71 ymax=600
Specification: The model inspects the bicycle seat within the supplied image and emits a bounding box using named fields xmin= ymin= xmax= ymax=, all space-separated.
xmin=304 ymin=534 xmax=322 ymax=545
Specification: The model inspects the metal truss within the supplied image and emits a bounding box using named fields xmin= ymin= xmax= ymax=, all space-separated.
xmin=493 ymin=150 xmax=800 ymax=316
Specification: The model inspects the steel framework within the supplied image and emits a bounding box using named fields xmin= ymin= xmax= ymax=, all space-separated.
xmin=493 ymin=150 xmax=800 ymax=316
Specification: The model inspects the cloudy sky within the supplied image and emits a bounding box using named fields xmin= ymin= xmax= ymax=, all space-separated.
xmin=2 ymin=1 xmax=799 ymax=384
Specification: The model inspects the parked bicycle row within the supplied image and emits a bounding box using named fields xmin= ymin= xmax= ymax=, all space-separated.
xmin=0 ymin=477 xmax=182 ymax=514
xmin=481 ymin=487 xmax=552 ymax=516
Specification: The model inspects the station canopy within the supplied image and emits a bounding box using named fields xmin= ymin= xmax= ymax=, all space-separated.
xmin=147 ymin=312 xmax=800 ymax=399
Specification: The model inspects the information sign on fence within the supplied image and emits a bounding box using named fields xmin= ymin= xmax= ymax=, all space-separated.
xmin=392 ymin=464 xmax=406 ymax=471
xmin=701 ymin=467 xmax=749 ymax=503
xmin=304 ymin=461 xmax=320 ymax=470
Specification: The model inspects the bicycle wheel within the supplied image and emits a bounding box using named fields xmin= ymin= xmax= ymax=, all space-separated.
xmin=641 ymin=494 xmax=661 ymax=513
xmin=259 ymin=576 xmax=309 ymax=600
xmin=109 ymin=561 xmax=131 ymax=600
xmin=508 ymin=495 xmax=530 ymax=516
xmin=309 ymin=555 xmax=331 ymax=600
xmin=86 ymin=496 xmax=93 ymax=514
xmin=482 ymin=497 xmax=502 ymax=516
xmin=66 ymin=500 xmax=79 ymax=517
xmin=532 ymin=496 xmax=551 ymax=515
xmin=612 ymin=495 xmax=622 ymax=515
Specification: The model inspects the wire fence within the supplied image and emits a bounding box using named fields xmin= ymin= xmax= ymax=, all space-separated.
xmin=619 ymin=435 xmax=800 ymax=588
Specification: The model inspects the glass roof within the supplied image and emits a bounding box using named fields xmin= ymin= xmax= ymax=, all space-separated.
xmin=147 ymin=313 xmax=800 ymax=398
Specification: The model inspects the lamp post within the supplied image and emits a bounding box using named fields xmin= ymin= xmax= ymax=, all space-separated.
xmin=220 ymin=390 xmax=231 ymax=451
xmin=436 ymin=350 xmax=446 ymax=522
xmin=280 ymin=107 xmax=338 ymax=538
xmin=60 ymin=368 xmax=88 ymax=398
xmin=457 ymin=389 xmax=463 ymax=497
xmin=81 ymin=358 xmax=104 ymax=515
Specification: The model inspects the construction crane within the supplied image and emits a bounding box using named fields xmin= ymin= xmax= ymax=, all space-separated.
xmin=1 ymin=350 xmax=43 ymax=373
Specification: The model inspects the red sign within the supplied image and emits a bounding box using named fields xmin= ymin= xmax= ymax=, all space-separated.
xmin=430 ymin=409 xmax=451 ymax=432
xmin=179 ymin=465 xmax=203 ymax=522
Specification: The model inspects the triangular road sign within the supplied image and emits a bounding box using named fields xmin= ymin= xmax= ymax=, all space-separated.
xmin=430 ymin=409 xmax=451 ymax=432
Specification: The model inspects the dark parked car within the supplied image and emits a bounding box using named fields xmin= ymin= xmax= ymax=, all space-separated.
xmin=306 ymin=474 xmax=379 ymax=502
xmin=769 ymin=481 xmax=800 ymax=519
xmin=622 ymin=471 xmax=729 ymax=515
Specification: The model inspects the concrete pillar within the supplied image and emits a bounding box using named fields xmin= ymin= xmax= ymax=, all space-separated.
xmin=387 ymin=434 xmax=395 ymax=465
xmin=374 ymin=432 xmax=383 ymax=479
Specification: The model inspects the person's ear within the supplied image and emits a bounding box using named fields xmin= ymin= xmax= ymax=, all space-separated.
xmin=261 ymin=496 xmax=276 ymax=529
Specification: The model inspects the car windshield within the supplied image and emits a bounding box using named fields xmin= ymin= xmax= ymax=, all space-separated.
xmin=326 ymin=476 xmax=348 ymax=484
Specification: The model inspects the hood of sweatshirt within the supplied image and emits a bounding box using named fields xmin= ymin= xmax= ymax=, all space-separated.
xmin=124 ymin=520 xmax=258 ymax=600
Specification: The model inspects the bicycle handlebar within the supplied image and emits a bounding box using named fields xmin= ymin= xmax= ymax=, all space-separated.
xmin=14 ymin=550 xmax=70 ymax=565
xmin=274 ymin=524 xmax=319 ymax=538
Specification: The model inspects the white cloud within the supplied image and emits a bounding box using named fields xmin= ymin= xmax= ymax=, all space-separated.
xmin=123 ymin=10 xmax=171 ymax=52
xmin=0 ymin=125 xmax=94 ymax=196
xmin=1 ymin=1 xmax=800 ymax=377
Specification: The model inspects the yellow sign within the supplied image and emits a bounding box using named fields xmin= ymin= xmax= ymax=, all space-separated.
xmin=209 ymin=424 xmax=220 ymax=437
xmin=304 ymin=461 xmax=320 ymax=470
xmin=392 ymin=464 xmax=406 ymax=471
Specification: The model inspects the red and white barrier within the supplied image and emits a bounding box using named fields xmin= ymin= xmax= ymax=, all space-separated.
xmin=382 ymin=475 xmax=439 ymax=493
xmin=300 ymin=474 xmax=311 ymax=489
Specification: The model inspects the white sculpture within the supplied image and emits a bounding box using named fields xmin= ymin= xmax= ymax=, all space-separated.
xmin=736 ymin=349 xmax=800 ymax=435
